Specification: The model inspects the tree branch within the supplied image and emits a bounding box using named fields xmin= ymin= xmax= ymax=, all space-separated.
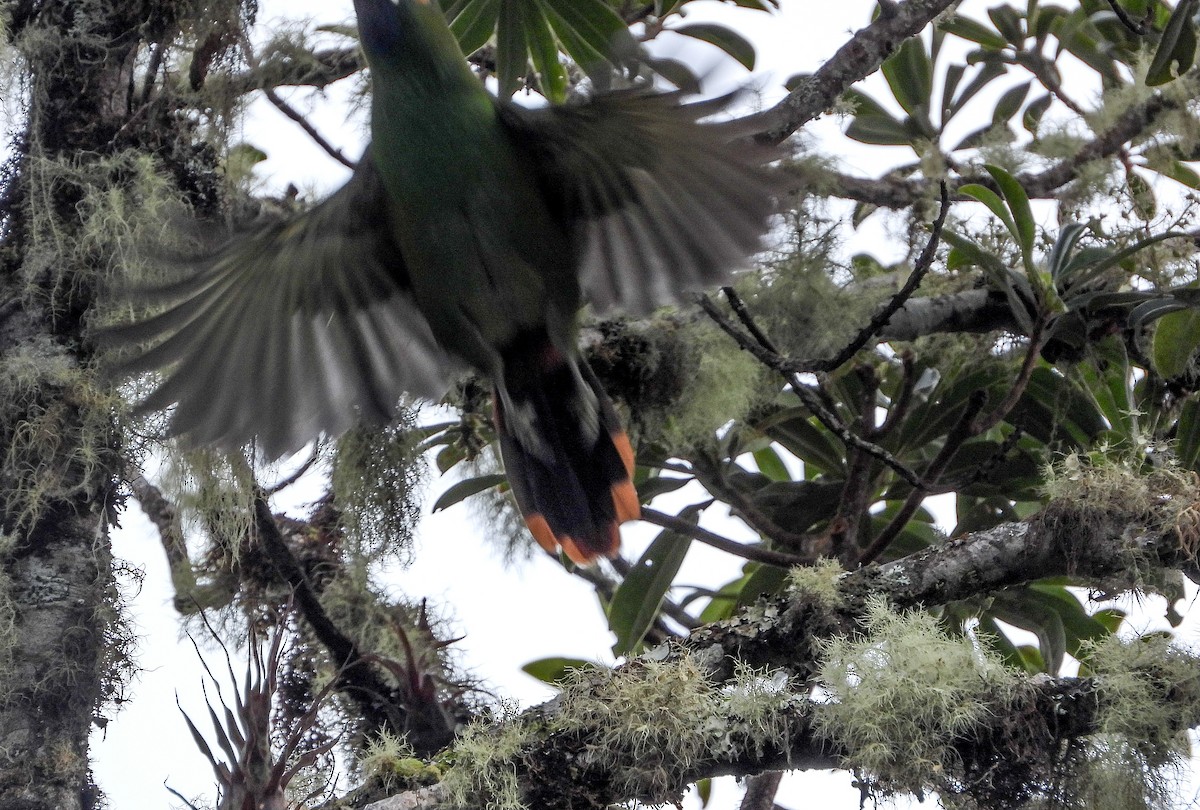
xmin=751 ymin=0 xmax=963 ymax=143
xmin=353 ymin=489 xmax=1200 ymax=810
xmin=782 ymin=91 xmax=1183 ymax=209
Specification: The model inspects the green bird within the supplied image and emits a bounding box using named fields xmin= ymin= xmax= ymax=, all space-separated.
xmin=109 ymin=0 xmax=778 ymax=564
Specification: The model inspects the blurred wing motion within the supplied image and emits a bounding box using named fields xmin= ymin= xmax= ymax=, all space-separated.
xmin=105 ymin=0 xmax=784 ymax=565
xmin=499 ymin=88 xmax=782 ymax=315
xmin=101 ymin=154 xmax=451 ymax=459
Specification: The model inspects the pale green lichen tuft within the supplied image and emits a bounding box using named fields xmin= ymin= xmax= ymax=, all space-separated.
xmin=651 ymin=322 xmax=771 ymax=454
xmin=555 ymin=656 xmax=726 ymax=797
xmin=814 ymin=597 xmax=1019 ymax=794
xmin=723 ymin=661 xmax=798 ymax=757
xmin=159 ymin=446 xmax=257 ymax=563
xmin=442 ymin=703 xmax=531 ymax=810
xmin=0 ymin=340 xmax=121 ymax=535
xmin=332 ymin=410 xmax=426 ymax=563
xmin=1042 ymin=450 xmax=1197 ymax=520
xmin=23 ymin=149 xmax=189 ymax=313
xmin=787 ymin=558 xmax=846 ymax=609
xmin=1061 ymin=634 xmax=1200 ymax=808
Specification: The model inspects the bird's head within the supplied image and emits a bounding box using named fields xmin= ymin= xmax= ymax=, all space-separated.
xmin=353 ymin=0 xmax=469 ymax=83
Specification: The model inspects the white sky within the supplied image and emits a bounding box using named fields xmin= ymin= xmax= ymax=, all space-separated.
xmin=87 ymin=0 xmax=1200 ymax=808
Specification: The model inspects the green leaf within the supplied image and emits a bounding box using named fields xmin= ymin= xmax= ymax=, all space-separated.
xmin=522 ymin=657 xmax=595 ymax=687
xmin=1162 ymin=158 xmax=1200 ymax=188
xmin=1147 ymin=0 xmax=1198 ymax=85
xmin=642 ymin=56 xmax=701 ymax=92
xmin=948 ymin=60 xmax=1007 ymax=117
xmin=1047 ymin=221 xmax=1089 ymax=282
xmin=637 ymin=474 xmax=692 ymax=502
xmin=608 ymin=508 xmax=696 ymax=656
xmin=1067 ymin=230 xmax=1192 ymax=289
xmin=431 ymin=473 xmax=507 ymax=511
xmin=961 ymin=182 xmax=1021 ymax=242
xmin=945 ymin=228 xmax=1012 ymax=278
xmin=447 ymin=0 xmax=501 ymax=56
xmin=735 ymin=563 xmax=790 ymax=607
xmin=1011 ymin=367 xmax=1108 ymax=447
xmin=1022 ymin=93 xmax=1053 ymax=134
xmin=991 ymin=80 xmax=1032 ymax=125
xmin=520 ymin=0 xmax=568 ymax=101
xmin=990 ymin=589 xmax=1067 ymax=672
xmin=939 ymin=14 xmax=1009 ymax=48
xmin=435 ymin=442 xmax=464 ymax=473
xmin=984 ymin=164 xmax=1036 ymax=260
xmin=1127 ymin=170 xmax=1157 ymax=220
xmin=940 ymin=63 xmax=967 ymax=120
xmin=496 ymin=0 xmax=527 ymax=97
xmin=950 ymin=123 xmax=1002 ymax=152
xmin=1176 ymin=397 xmax=1200 ymax=471
xmin=753 ymin=446 xmax=791 ymax=482
xmin=696 ymin=778 xmax=713 ymax=808
xmin=673 ymin=23 xmax=757 ymax=69
xmin=844 ymin=90 xmax=913 ymax=146
xmin=1130 ymin=296 xmax=1188 ymax=330
xmin=756 ymin=408 xmax=846 ymax=474
xmin=988 ymin=4 xmax=1026 ymax=43
xmin=1152 ymin=307 xmax=1200 ymax=378
xmin=881 ymin=37 xmax=933 ymax=116
xmin=852 ymin=200 xmax=879 ymax=227
xmin=540 ymin=0 xmax=635 ymax=78
xmin=977 ymin=615 xmax=1038 ymax=672
xmin=699 ymin=571 xmax=754 ymax=622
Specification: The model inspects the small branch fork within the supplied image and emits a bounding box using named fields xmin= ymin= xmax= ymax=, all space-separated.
xmin=698 ymin=183 xmax=950 ymax=491
xmin=697 ymin=184 xmax=1056 ymax=565
xmin=238 ymin=33 xmax=358 ymax=170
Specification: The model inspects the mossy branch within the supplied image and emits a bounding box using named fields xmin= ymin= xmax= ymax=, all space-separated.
xmin=345 ymin=479 xmax=1200 ymax=810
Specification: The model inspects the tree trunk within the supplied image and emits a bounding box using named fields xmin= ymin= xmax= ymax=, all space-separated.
xmin=0 ymin=3 xmax=162 ymax=807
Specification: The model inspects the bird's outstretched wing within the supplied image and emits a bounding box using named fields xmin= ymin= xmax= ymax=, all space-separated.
xmin=497 ymin=88 xmax=782 ymax=314
xmin=102 ymin=152 xmax=450 ymax=458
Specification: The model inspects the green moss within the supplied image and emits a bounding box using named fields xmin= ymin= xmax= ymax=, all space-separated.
xmin=555 ymin=656 xmax=725 ymax=797
xmin=358 ymin=729 xmax=442 ymax=791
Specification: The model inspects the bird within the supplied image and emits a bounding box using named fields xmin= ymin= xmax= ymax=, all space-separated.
xmin=105 ymin=0 xmax=780 ymax=565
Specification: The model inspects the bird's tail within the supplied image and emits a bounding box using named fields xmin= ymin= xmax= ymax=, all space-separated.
xmin=494 ymin=343 xmax=639 ymax=564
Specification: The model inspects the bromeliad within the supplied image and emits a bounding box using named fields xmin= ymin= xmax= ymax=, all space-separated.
xmin=108 ymin=0 xmax=779 ymax=563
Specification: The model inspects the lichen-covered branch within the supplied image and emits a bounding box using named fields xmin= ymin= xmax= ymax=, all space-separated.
xmin=346 ymin=477 xmax=1200 ymax=810
xmin=752 ymin=0 xmax=963 ymax=143
xmin=783 ymin=89 xmax=1183 ymax=208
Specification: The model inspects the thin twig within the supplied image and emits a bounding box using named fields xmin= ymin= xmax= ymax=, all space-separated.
xmin=805 ymin=181 xmax=950 ymax=373
xmin=262 ymin=87 xmax=357 ymax=169
xmin=857 ymin=391 xmax=987 ymax=565
xmin=874 ymin=350 xmax=916 ymax=439
xmin=641 ymin=508 xmax=808 ymax=567
xmin=790 ymin=383 xmax=926 ymax=489
xmin=1102 ymin=0 xmax=1147 ymax=34
xmin=265 ymin=441 xmax=322 ymax=495
xmin=689 ymin=457 xmax=827 ymax=555
xmin=239 ymin=32 xmax=357 ymax=169
xmin=697 ymin=293 xmax=927 ymax=489
xmin=971 ymin=319 xmax=1048 ymax=435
